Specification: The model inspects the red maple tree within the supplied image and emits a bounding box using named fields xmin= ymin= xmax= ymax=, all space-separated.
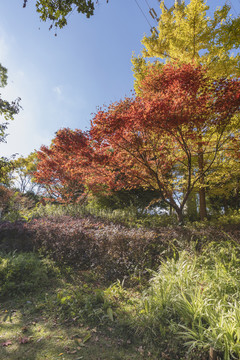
xmin=34 ymin=64 xmax=240 ymax=222
xmin=35 ymin=128 xmax=92 ymax=202
xmin=35 ymin=127 xmax=112 ymax=202
xmin=90 ymin=63 xmax=240 ymax=222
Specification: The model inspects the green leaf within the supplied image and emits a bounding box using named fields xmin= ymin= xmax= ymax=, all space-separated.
xmin=82 ymin=332 xmax=91 ymax=343
xmin=107 ymin=307 xmax=114 ymax=321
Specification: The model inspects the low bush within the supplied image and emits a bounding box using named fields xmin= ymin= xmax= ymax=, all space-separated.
xmin=0 ymin=216 xmax=240 ymax=281
xmin=28 ymin=216 xmax=172 ymax=280
xmin=210 ymin=209 xmax=240 ymax=226
xmin=0 ymin=252 xmax=59 ymax=297
xmin=0 ymin=189 xmax=37 ymax=222
xmin=0 ymin=221 xmax=33 ymax=252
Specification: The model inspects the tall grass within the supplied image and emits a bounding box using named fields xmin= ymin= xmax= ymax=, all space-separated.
xmin=137 ymin=241 xmax=240 ymax=359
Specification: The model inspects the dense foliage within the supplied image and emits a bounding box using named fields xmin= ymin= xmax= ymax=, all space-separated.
xmin=138 ymin=241 xmax=240 ymax=360
xmin=0 ymin=252 xmax=57 ymax=297
xmin=1 ymin=215 xmax=240 ymax=358
xmin=35 ymin=129 xmax=96 ymax=202
xmin=1 ymin=1 xmax=240 ymax=359
xmin=0 ymin=215 xmax=240 ymax=279
xmin=132 ymin=0 xmax=240 ymax=221
xmin=23 ymin=0 xmax=109 ymax=29
xmin=0 ymin=63 xmax=21 ymax=184
xmin=132 ymin=0 xmax=240 ymax=91
xmin=34 ymin=63 xmax=240 ymax=223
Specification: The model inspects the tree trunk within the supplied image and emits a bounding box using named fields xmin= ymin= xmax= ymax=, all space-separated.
xmin=198 ymin=146 xmax=207 ymax=221
xmin=235 ymin=178 xmax=240 ymax=210
xmin=199 ymin=186 xmax=207 ymax=220
xmin=186 ymin=191 xmax=198 ymax=221
xmin=176 ymin=208 xmax=184 ymax=225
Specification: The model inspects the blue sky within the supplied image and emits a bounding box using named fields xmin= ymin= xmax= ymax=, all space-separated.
xmin=0 ymin=0 xmax=239 ymax=158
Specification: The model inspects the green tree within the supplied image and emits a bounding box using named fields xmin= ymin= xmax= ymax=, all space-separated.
xmin=132 ymin=0 xmax=240 ymax=220
xmin=11 ymin=152 xmax=43 ymax=194
xmin=23 ymin=0 xmax=109 ymax=29
xmin=0 ymin=63 xmax=21 ymax=184
xmin=0 ymin=63 xmax=21 ymax=138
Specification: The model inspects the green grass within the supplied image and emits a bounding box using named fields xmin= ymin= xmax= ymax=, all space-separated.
xmin=0 ymin=256 xmax=156 ymax=360
xmin=0 ymin=300 xmax=145 ymax=360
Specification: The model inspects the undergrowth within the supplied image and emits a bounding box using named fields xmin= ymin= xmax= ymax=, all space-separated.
xmin=1 ymin=203 xmax=240 ymax=359
xmin=3 ymin=202 xmax=178 ymax=227
xmin=1 ymin=239 xmax=240 ymax=359
xmin=3 ymin=202 xmax=240 ymax=228
xmin=0 ymin=252 xmax=59 ymax=298
xmin=137 ymin=240 xmax=240 ymax=360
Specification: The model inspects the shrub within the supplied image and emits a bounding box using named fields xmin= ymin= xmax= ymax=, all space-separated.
xmin=0 ymin=216 xmax=240 ymax=281
xmin=12 ymin=202 xmax=178 ymax=227
xmin=0 ymin=252 xmax=58 ymax=297
xmin=0 ymin=221 xmax=33 ymax=252
xmin=28 ymin=216 xmax=172 ymax=280
xmin=1 ymin=189 xmax=37 ymax=222
xmin=0 ymin=215 xmax=181 ymax=279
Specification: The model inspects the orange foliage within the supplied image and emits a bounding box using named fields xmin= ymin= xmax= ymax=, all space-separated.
xmin=34 ymin=64 xmax=240 ymax=220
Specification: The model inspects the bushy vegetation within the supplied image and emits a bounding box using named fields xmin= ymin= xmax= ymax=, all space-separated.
xmin=1 ymin=207 xmax=240 ymax=359
xmin=0 ymin=185 xmax=39 ymax=222
xmin=0 ymin=252 xmax=58 ymax=297
xmin=1 ymin=0 xmax=239 ymax=358
xmin=1 ymin=200 xmax=178 ymax=227
xmin=4 ymin=200 xmax=240 ymax=229
xmin=1 ymin=212 xmax=239 ymax=279
xmin=0 ymin=215 xmax=174 ymax=279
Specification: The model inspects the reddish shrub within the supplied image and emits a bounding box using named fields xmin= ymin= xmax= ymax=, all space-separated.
xmin=0 ymin=216 xmax=239 ymax=280
xmin=27 ymin=216 xmax=170 ymax=279
xmin=0 ymin=220 xmax=33 ymax=252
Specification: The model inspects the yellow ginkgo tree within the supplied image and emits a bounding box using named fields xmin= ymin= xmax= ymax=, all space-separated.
xmin=132 ymin=0 xmax=240 ymax=220
xmin=132 ymin=0 xmax=240 ymax=88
